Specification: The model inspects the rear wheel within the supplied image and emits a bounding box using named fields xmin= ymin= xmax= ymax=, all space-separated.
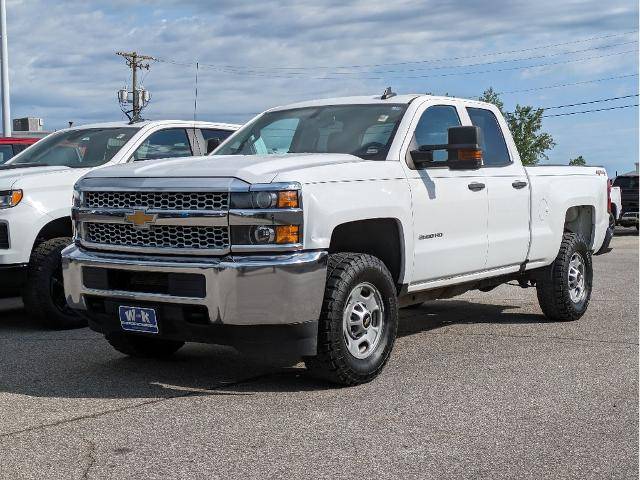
xmin=304 ymin=253 xmax=398 ymax=385
xmin=106 ymin=333 xmax=184 ymax=358
xmin=536 ymin=232 xmax=592 ymax=321
xmin=23 ymin=237 xmax=86 ymax=329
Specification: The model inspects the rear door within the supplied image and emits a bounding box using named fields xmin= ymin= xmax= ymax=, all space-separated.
xmin=465 ymin=106 xmax=530 ymax=270
xmin=405 ymin=102 xmax=489 ymax=284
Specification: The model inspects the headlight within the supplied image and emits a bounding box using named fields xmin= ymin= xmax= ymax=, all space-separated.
xmin=0 ymin=190 xmax=23 ymax=209
xmin=231 ymin=225 xmax=301 ymax=245
xmin=230 ymin=190 xmax=299 ymax=209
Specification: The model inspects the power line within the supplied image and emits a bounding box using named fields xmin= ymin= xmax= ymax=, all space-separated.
xmin=157 ymin=30 xmax=638 ymax=71
xmin=158 ymin=48 xmax=637 ymax=81
xmin=543 ymin=94 xmax=639 ymax=110
xmin=499 ymin=73 xmax=639 ymax=94
xmin=542 ymin=103 xmax=638 ymax=117
xmin=184 ymin=39 xmax=637 ymax=77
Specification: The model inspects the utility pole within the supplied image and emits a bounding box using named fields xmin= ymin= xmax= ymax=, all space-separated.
xmin=0 ymin=0 xmax=11 ymax=136
xmin=116 ymin=51 xmax=155 ymax=122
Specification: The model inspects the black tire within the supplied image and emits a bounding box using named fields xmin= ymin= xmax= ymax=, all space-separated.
xmin=22 ymin=237 xmax=86 ymax=329
xmin=401 ymin=302 xmax=423 ymax=309
xmin=536 ymin=232 xmax=592 ymax=321
xmin=304 ymin=253 xmax=399 ymax=386
xmin=106 ymin=333 xmax=184 ymax=359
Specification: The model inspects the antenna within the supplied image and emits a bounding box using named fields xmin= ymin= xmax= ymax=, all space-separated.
xmin=193 ymin=62 xmax=199 ymax=122
xmin=381 ymin=86 xmax=396 ymax=100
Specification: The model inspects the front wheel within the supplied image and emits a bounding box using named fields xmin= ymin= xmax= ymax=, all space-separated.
xmin=536 ymin=232 xmax=592 ymax=321
xmin=304 ymin=253 xmax=398 ymax=386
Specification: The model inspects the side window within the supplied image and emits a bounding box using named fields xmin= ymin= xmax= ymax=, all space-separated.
xmin=132 ymin=128 xmax=192 ymax=161
xmin=201 ymin=128 xmax=233 ymax=143
xmin=413 ymin=105 xmax=461 ymax=162
xmin=12 ymin=144 xmax=29 ymax=155
xmin=467 ymin=107 xmax=511 ymax=167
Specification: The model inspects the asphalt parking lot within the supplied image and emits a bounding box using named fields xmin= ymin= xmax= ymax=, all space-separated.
xmin=0 ymin=229 xmax=637 ymax=479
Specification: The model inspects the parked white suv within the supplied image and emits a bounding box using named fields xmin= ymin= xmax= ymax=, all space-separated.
xmin=0 ymin=120 xmax=239 ymax=328
xmin=62 ymin=93 xmax=609 ymax=384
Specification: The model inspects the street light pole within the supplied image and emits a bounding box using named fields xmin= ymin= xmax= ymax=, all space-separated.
xmin=0 ymin=0 xmax=11 ymax=137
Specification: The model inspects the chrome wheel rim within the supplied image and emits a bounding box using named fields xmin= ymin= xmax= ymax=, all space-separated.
xmin=342 ymin=282 xmax=385 ymax=359
xmin=568 ymin=252 xmax=587 ymax=304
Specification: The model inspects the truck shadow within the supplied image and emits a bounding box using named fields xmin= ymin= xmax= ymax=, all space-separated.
xmin=0 ymin=298 xmax=550 ymax=400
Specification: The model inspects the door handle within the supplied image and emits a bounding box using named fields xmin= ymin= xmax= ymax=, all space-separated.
xmin=468 ymin=182 xmax=485 ymax=192
xmin=512 ymin=180 xmax=528 ymax=189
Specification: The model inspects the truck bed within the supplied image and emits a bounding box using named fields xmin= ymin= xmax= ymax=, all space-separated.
xmin=525 ymin=165 xmax=607 ymax=177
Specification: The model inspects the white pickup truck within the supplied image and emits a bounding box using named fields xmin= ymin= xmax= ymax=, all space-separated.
xmin=62 ymin=93 xmax=609 ymax=385
xmin=0 ymin=120 xmax=239 ymax=328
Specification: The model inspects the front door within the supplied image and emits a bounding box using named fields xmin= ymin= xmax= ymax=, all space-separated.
xmin=405 ymin=103 xmax=489 ymax=286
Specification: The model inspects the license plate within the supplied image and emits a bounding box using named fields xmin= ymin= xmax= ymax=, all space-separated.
xmin=118 ymin=306 xmax=158 ymax=334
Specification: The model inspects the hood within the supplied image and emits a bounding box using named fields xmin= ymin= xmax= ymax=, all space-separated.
xmin=83 ymin=153 xmax=364 ymax=184
xmin=0 ymin=165 xmax=72 ymax=189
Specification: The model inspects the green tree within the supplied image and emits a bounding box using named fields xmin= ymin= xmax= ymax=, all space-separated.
xmin=478 ymin=87 xmax=504 ymax=113
xmin=569 ymin=155 xmax=586 ymax=166
xmin=478 ymin=88 xmax=555 ymax=166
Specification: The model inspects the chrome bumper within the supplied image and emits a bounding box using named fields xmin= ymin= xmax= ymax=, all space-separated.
xmin=62 ymin=245 xmax=328 ymax=326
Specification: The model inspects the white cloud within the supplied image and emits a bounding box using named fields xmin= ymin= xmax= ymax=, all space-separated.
xmin=2 ymin=0 xmax=637 ymax=173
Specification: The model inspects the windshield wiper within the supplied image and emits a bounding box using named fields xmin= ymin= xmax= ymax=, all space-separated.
xmin=0 ymin=163 xmax=52 ymax=169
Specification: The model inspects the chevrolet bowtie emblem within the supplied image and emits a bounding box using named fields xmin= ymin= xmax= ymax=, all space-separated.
xmin=124 ymin=210 xmax=157 ymax=229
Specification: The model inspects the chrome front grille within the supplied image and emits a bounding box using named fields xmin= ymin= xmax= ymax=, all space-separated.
xmin=78 ymin=187 xmax=230 ymax=255
xmin=85 ymin=223 xmax=229 ymax=250
xmin=84 ymin=191 xmax=228 ymax=211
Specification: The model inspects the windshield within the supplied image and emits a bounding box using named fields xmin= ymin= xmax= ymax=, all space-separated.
xmin=214 ymin=104 xmax=407 ymax=161
xmin=7 ymin=127 xmax=139 ymax=168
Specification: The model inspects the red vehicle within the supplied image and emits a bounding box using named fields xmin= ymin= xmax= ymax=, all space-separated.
xmin=0 ymin=136 xmax=40 ymax=163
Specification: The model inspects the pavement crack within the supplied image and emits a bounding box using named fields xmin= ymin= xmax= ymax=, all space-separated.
xmin=80 ymin=439 xmax=97 ymax=480
xmin=0 ymin=372 xmax=272 ymax=440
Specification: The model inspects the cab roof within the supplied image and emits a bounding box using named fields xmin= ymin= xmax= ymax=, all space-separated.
xmin=269 ymin=94 xmax=422 ymax=111
xmin=63 ymin=120 xmax=241 ymax=131
xmin=267 ymin=93 xmax=491 ymax=112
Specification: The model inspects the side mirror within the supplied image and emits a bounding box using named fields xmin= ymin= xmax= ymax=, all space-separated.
xmin=206 ymin=137 xmax=221 ymax=154
xmin=410 ymin=125 xmax=483 ymax=170
xmin=447 ymin=126 xmax=483 ymax=170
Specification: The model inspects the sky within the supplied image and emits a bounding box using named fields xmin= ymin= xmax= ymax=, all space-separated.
xmin=4 ymin=0 xmax=639 ymax=176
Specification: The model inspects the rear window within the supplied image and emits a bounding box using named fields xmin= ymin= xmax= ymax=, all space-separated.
xmin=613 ymin=176 xmax=639 ymax=189
xmin=467 ymin=107 xmax=511 ymax=167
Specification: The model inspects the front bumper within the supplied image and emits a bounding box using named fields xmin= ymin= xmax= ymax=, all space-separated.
xmin=62 ymin=245 xmax=328 ymax=351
